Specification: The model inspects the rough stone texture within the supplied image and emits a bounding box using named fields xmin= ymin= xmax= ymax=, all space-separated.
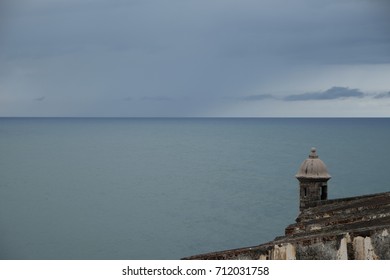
xmin=272 ymin=243 xmax=296 ymax=260
xmin=296 ymin=241 xmax=338 ymax=260
xmin=371 ymin=229 xmax=390 ymax=259
xmin=183 ymin=192 xmax=390 ymax=260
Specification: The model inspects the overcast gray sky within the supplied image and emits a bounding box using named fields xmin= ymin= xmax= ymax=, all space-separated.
xmin=1 ymin=0 xmax=390 ymax=117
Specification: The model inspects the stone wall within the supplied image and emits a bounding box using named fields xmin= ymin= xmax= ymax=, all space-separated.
xmin=184 ymin=228 xmax=390 ymax=260
xmin=252 ymin=229 xmax=389 ymax=260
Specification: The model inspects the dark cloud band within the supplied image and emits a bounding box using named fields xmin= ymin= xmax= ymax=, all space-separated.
xmin=284 ymin=87 xmax=364 ymax=101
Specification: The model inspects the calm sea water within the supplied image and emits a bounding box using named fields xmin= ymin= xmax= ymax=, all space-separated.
xmin=0 ymin=118 xmax=389 ymax=259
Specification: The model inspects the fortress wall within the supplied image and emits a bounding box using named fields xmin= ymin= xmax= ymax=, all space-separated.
xmin=184 ymin=228 xmax=390 ymax=260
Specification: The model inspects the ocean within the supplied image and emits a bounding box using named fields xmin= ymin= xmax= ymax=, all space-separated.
xmin=0 ymin=118 xmax=389 ymax=259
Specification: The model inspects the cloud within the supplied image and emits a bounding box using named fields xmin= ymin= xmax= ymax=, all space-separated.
xmin=1 ymin=1 xmax=390 ymax=117
xmin=140 ymin=96 xmax=173 ymax=102
xmin=241 ymin=94 xmax=276 ymax=101
xmin=374 ymin=92 xmax=390 ymax=99
xmin=284 ymin=87 xmax=365 ymax=101
xmin=34 ymin=96 xmax=46 ymax=101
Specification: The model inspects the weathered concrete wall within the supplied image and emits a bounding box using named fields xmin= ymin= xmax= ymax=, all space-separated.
xmin=248 ymin=229 xmax=389 ymax=260
xmin=295 ymin=240 xmax=338 ymax=260
xmin=184 ymin=226 xmax=390 ymax=260
xmin=280 ymin=230 xmax=389 ymax=260
xmin=272 ymin=243 xmax=296 ymax=260
xmin=370 ymin=229 xmax=390 ymax=259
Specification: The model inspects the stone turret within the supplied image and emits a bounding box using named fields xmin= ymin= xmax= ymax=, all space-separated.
xmin=296 ymin=148 xmax=331 ymax=211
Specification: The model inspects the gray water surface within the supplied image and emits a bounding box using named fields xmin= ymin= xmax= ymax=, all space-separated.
xmin=0 ymin=118 xmax=389 ymax=259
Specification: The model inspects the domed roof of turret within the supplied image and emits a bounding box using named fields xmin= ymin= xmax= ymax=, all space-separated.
xmin=296 ymin=148 xmax=331 ymax=180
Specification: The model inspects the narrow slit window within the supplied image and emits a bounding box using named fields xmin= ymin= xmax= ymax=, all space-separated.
xmin=321 ymin=185 xmax=327 ymax=200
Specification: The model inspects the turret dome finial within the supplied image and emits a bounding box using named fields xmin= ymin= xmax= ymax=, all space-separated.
xmin=309 ymin=147 xmax=318 ymax=158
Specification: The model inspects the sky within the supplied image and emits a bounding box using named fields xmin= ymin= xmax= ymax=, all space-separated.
xmin=1 ymin=0 xmax=390 ymax=117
